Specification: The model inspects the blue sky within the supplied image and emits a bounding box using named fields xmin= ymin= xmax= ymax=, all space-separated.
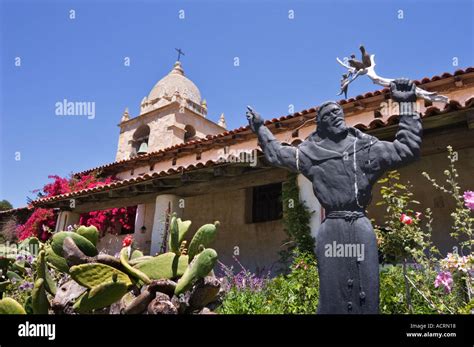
xmin=1 ymin=0 xmax=473 ymax=208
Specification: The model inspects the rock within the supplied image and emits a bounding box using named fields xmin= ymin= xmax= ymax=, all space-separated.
xmin=188 ymin=276 xmax=221 ymax=310
xmin=51 ymin=280 xmax=87 ymax=314
xmin=108 ymin=301 xmax=122 ymax=315
xmin=198 ymin=307 xmax=216 ymax=315
xmin=147 ymin=299 xmax=178 ymax=315
xmin=171 ymin=293 xmax=190 ymax=314
xmin=148 ymin=279 xmax=176 ymax=297
xmin=123 ymin=281 xmax=173 ymax=314
xmin=155 ymin=292 xmax=170 ymax=302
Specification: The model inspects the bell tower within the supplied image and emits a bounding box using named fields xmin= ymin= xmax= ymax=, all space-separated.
xmin=115 ymin=61 xmax=226 ymax=161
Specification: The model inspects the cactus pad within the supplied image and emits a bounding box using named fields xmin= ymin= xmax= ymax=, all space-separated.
xmin=0 ymin=297 xmax=26 ymax=314
xmin=76 ymin=225 xmax=99 ymax=246
xmin=168 ymin=213 xmax=180 ymax=254
xmin=175 ymin=248 xmax=218 ymax=295
xmin=45 ymin=245 xmax=69 ymax=273
xmin=188 ymin=222 xmax=220 ymax=261
xmin=70 ymin=263 xmax=132 ymax=289
xmin=119 ymin=248 xmax=151 ymax=284
xmin=31 ymin=278 xmax=49 ymax=314
xmin=134 ymin=252 xmax=188 ymax=280
xmin=51 ymin=232 xmax=98 ymax=257
xmin=73 ymin=281 xmax=128 ymax=313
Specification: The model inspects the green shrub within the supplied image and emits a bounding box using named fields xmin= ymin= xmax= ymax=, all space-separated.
xmin=280 ymin=173 xmax=315 ymax=265
xmin=264 ymin=251 xmax=319 ymax=314
xmin=379 ymin=264 xmax=467 ymax=314
xmin=218 ymin=287 xmax=268 ymax=314
xmin=218 ymin=250 xmax=319 ymax=314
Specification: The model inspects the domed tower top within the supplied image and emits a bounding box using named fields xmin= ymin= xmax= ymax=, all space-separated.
xmin=140 ymin=61 xmax=205 ymax=116
xmin=116 ymin=59 xmax=226 ymax=162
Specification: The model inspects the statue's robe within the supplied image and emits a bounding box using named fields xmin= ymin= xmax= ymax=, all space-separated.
xmin=257 ymin=112 xmax=422 ymax=314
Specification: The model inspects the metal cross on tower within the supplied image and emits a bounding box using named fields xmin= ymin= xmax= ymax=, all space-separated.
xmin=175 ymin=48 xmax=185 ymax=61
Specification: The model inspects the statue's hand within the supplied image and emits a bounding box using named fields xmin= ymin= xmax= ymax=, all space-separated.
xmin=390 ymin=78 xmax=417 ymax=103
xmin=246 ymin=105 xmax=264 ymax=133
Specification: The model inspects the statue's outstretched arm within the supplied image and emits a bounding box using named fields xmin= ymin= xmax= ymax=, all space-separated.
xmin=246 ymin=106 xmax=298 ymax=172
xmin=371 ymin=79 xmax=422 ymax=170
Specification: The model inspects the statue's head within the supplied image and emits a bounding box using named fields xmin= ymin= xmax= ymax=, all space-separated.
xmin=316 ymin=101 xmax=348 ymax=138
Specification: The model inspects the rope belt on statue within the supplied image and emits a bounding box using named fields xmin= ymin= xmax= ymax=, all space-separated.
xmin=326 ymin=210 xmax=365 ymax=224
xmin=326 ymin=209 xmax=367 ymax=312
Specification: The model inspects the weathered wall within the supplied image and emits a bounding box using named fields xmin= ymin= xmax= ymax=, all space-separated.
xmin=97 ymin=233 xmax=127 ymax=256
xmin=181 ymin=188 xmax=287 ymax=275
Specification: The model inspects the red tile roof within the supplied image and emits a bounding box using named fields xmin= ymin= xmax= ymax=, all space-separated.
xmin=353 ymin=99 xmax=474 ymax=131
xmin=32 ymin=159 xmax=249 ymax=205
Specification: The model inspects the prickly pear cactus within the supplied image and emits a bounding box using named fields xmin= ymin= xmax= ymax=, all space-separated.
xmin=188 ymin=221 xmax=220 ymax=261
xmin=70 ymin=263 xmax=132 ymax=289
xmin=36 ymin=250 xmax=47 ymax=279
xmin=178 ymin=219 xmax=191 ymax=245
xmin=134 ymin=252 xmax=188 ymax=280
xmin=36 ymin=250 xmax=57 ymax=296
xmin=76 ymin=225 xmax=99 ymax=246
xmin=130 ymin=249 xmax=144 ymax=260
xmin=0 ymin=297 xmax=26 ymax=314
xmin=51 ymin=232 xmax=98 ymax=257
xmin=45 ymin=245 xmax=69 ymax=273
xmin=32 ymin=278 xmax=49 ymax=314
xmin=175 ymin=248 xmax=218 ymax=295
xmin=168 ymin=214 xmax=192 ymax=255
xmin=119 ymin=248 xmax=151 ymax=284
xmin=73 ymin=280 xmax=129 ymax=313
xmin=128 ymin=256 xmax=153 ymax=266
xmin=168 ymin=213 xmax=180 ymax=254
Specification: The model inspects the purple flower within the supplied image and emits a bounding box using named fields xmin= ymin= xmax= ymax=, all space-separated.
xmin=217 ymin=258 xmax=268 ymax=292
xmin=463 ymin=191 xmax=474 ymax=210
xmin=434 ymin=271 xmax=453 ymax=293
xmin=16 ymin=254 xmax=25 ymax=262
xmin=19 ymin=281 xmax=34 ymax=291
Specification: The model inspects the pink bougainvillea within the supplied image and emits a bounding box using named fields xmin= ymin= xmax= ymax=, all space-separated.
xmin=17 ymin=174 xmax=136 ymax=240
xmin=16 ymin=208 xmax=56 ymax=241
xmin=79 ymin=206 xmax=136 ymax=236
xmin=41 ymin=175 xmax=71 ymax=197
